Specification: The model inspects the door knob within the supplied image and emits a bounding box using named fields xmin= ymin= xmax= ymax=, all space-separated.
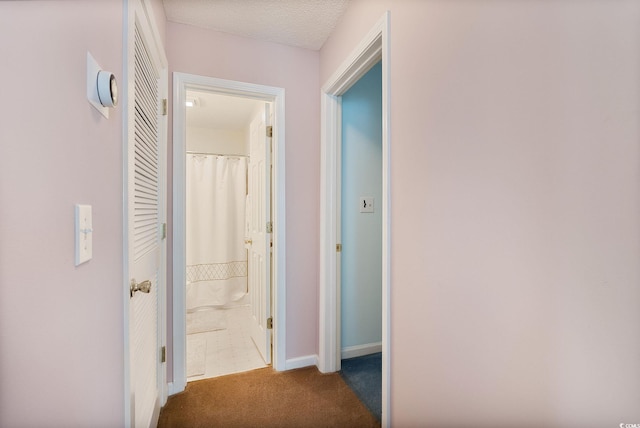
xmin=244 ymin=238 xmax=253 ymax=245
xmin=130 ymin=278 xmax=152 ymax=298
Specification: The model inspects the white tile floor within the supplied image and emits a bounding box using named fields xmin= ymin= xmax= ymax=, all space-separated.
xmin=187 ymin=305 xmax=267 ymax=382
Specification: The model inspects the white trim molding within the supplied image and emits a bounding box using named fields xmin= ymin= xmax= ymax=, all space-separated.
xmin=172 ymin=72 xmax=287 ymax=394
xmin=319 ymin=11 xmax=391 ymax=427
xmin=285 ymin=355 xmax=319 ymax=371
xmin=166 ymin=382 xmax=179 ymax=397
xmin=341 ymin=342 xmax=383 ymax=360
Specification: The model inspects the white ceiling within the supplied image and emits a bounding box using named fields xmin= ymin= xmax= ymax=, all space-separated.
xmin=162 ymin=0 xmax=350 ymax=51
xmin=186 ymin=90 xmax=264 ymax=130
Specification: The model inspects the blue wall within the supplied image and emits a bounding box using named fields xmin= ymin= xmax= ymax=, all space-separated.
xmin=340 ymin=62 xmax=382 ymax=353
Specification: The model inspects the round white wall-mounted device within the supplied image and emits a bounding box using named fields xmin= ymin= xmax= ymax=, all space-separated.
xmin=97 ymin=70 xmax=118 ymax=108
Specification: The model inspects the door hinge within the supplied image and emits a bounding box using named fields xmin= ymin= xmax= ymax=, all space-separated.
xmin=266 ymin=125 xmax=273 ymax=138
xmin=160 ymin=346 xmax=166 ymax=363
xmin=162 ymin=99 xmax=168 ymax=116
xmin=267 ymin=316 xmax=273 ymax=329
xmin=336 ymin=243 xmax=342 ymax=252
xmin=161 ymin=223 xmax=167 ymax=240
xmin=266 ymin=221 xmax=273 ymax=233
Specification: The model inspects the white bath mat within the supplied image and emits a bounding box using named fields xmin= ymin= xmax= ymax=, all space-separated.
xmin=186 ymin=334 xmax=207 ymax=377
xmin=187 ymin=309 xmax=227 ymax=334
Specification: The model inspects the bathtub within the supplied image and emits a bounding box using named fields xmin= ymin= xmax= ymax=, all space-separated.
xmin=186 ymin=276 xmax=248 ymax=312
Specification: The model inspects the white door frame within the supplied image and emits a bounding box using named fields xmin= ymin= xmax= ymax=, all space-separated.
xmin=171 ymin=72 xmax=286 ymax=394
xmin=319 ymin=11 xmax=391 ymax=427
xmin=122 ymin=0 xmax=168 ymax=425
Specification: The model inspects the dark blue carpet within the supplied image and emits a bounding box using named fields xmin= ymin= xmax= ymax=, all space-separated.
xmin=340 ymin=353 xmax=382 ymax=421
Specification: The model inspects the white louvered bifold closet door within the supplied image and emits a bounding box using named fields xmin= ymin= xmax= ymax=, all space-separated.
xmin=133 ymin=26 xmax=159 ymax=261
xmin=129 ymin=22 xmax=161 ymax=428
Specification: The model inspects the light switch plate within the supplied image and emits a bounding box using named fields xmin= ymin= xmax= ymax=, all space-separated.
xmin=75 ymin=204 xmax=93 ymax=265
xmin=360 ymin=197 xmax=374 ymax=213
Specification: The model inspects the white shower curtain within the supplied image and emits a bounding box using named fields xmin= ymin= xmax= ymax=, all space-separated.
xmin=186 ymin=154 xmax=247 ymax=311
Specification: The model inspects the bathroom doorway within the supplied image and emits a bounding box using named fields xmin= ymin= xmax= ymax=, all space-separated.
xmin=183 ymin=91 xmax=270 ymax=381
xmin=172 ymin=73 xmax=286 ymax=394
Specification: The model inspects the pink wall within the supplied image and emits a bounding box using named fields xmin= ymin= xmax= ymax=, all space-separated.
xmin=0 ymin=1 xmax=125 ymax=426
xmin=322 ymin=0 xmax=640 ymax=426
xmin=166 ymin=23 xmax=320 ymax=365
xmin=148 ymin=0 xmax=167 ymax=48
xmin=3 ymin=1 xmax=638 ymax=425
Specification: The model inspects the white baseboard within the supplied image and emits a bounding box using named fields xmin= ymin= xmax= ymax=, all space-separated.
xmin=341 ymin=342 xmax=382 ymax=360
xmin=167 ymin=381 xmax=185 ymax=397
xmin=285 ymin=354 xmax=318 ymax=370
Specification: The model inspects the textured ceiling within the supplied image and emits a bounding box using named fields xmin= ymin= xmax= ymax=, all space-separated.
xmin=163 ymin=0 xmax=350 ymax=50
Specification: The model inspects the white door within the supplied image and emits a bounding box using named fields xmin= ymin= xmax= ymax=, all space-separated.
xmin=248 ymin=103 xmax=272 ymax=364
xmin=127 ymin=13 xmax=166 ymax=427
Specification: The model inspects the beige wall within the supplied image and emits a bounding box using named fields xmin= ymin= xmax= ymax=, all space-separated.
xmin=166 ymin=22 xmax=321 ymax=363
xmin=322 ymin=0 xmax=640 ymax=426
xmin=0 ymin=1 xmax=126 ymax=426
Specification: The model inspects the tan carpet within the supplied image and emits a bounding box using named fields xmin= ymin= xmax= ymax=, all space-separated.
xmin=158 ymin=366 xmax=380 ymax=428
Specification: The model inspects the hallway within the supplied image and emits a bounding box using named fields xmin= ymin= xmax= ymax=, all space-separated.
xmin=158 ymin=366 xmax=379 ymax=427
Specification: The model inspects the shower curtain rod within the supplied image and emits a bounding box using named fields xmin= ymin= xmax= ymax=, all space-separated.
xmin=186 ymin=151 xmax=248 ymax=158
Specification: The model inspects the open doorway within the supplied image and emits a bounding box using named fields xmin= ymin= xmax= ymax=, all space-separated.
xmin=172 ymin=73 xmax=286 ymax=395
xmin=338 ymin=60 xmax=383 ymax=420
xmin=319 ymin=11 xmax=390 ymax=426
xmin=183 ymin=91 xmax=270 ymax=381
